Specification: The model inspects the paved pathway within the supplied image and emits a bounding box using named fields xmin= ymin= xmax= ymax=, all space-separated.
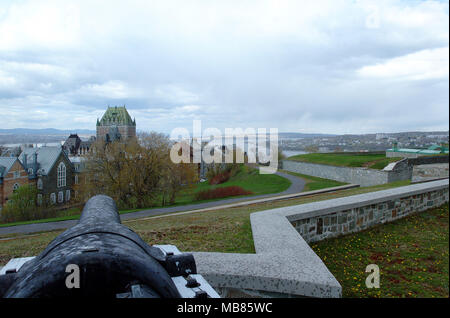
xmin=0 ymin=171 xmax=306 ymax=236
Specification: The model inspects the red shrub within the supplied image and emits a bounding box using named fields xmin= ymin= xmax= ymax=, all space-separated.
xmin=195 ymin=186 xmax=253 ymax=201
xmin=209 ymin=171 xmax=231 ymax=185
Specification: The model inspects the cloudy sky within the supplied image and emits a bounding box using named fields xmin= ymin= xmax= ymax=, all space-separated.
xmin=0 ymin=0 xmax=448 ymax=135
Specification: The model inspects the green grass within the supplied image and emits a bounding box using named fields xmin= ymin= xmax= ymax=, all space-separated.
xmin=1 ymin=179 xmax=414 ymax=266
xmin=287 ymin=153 xmax=402 ymax=170
xmin=0 ymin=207 xmax=150 ymax=228
xmin=0 ymin=166 xmax=291 ymax=228
xmin=173 ymin=166 xmax=291 ymax=206
xmin=311 ymin=204 xmax=449 ymax=298
xmin=280 ymin=169 xmax=348 ymax=191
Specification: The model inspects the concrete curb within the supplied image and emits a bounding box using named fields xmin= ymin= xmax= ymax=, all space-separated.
xmin=124 ymin=184 xmax=359 ymax=223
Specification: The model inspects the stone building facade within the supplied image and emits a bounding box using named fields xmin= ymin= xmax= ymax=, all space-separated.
xmin=0 ymin=157 xmax=32 ymax=211
xmin=19 ymin=147 xmax=74 ymax=206
xmin=96 ymin=106 xmax=136 ymax=142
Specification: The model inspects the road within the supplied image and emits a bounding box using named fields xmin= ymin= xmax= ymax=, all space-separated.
xmin=0 ymin=171 xmax=306 ymax=236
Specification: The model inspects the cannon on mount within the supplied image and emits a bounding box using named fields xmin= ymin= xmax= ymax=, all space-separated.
xmin=0 ymin=195 xmax=219 ymax=298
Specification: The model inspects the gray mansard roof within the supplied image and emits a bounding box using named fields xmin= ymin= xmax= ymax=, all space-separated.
xmin=0 ymin=157 xmax=17 ymax=178
xmin=19 ymin=147 xmax=66 ymax=176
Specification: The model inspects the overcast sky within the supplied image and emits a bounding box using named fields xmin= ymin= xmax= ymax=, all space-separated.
xmin=0 ymin=0 xmax=448 ymax=135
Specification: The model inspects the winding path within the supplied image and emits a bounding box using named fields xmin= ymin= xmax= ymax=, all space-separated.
xmin=0 ymin=172 xmax=306 ymax=236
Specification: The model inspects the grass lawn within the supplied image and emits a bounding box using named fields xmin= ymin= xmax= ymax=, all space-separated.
xmin=280 ymin=169 xmax=347 ymax=191
xmin=0 ymin=206 xmax=154 ymax=228
xmin=0 ymin=179 xmax=412 ymax=266
xmin=311 ymin=204 xmax=449 ymax=298
xmin=174 ymin=166 xmax=291 ymax=206
xmin=287 ymin=152 xmax=402 ymax=170
xmin=0 ymin=166 xmax=291 ymax=228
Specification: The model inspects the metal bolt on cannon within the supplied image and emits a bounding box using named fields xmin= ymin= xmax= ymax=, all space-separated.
xmin=0 ymin=195 xmax=219 ymax=298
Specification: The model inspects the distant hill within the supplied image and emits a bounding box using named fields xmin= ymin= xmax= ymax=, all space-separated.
xmin=0 ymin=128 xmax=96 ymax=136
xmin=279 ymin=132 xmax=338 ymax=139
xmin=0 ymin=128 xmax=96 ymax=145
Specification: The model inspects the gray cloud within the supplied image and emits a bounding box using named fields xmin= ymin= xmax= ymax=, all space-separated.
xmin=0 ymin=0 xmax=448 ymax=134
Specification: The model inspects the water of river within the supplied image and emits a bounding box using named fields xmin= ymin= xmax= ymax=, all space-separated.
xmin=282 ymin=150 xmax=308 ymax=157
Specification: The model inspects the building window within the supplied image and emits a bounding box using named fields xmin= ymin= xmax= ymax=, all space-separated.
xmin=50 ymin=193 xmax=56 ymax=204
xmin=74 ymin=174 xmax=79 ymax=184
xmin=66 ymin=190 xmax=70 ymax=202
xmin=13 ymin=171 xmax=20 ymax=179
xmin=37 ymin=194 xmax=43 ymax=206
xmin=13 ymin=183 xmax=19 ymax=192
xmin=28 ymin=168 xmax=33 ymax=175
xmin=37 ymin=178 xmax=43 ymax=190
xmin=57 ymin=162 xmax=66 ymax=188
xmin=58 ymin=191 xmax=64 ymax=203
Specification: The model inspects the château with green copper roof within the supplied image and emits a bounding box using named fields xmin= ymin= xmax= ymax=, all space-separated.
xmin=96 ymin=106 xmax=137 ymax=142
xmin=96 ymin=105 xmax=136 ymax=127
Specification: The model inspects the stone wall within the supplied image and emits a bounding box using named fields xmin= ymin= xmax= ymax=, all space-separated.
xmin=290 ymin=181 xmax=449 ymax=243
xmin=282 ymin=159 xmax=413 ymax=186
xmin=386 ymin=151 xmax=422 ymax=158
xmin=412 ymin=163 xmax=449 ymax=182
xmin=407 ymin=155 xmax=449 ymax=166
xmin=194 ymin=179 xmax=448 ymax=298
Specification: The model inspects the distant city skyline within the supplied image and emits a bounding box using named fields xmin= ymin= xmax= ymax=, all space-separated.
xmin=0 ymin=0 xmax=448 ymax=135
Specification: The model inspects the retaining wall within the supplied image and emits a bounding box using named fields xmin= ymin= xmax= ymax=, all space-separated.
xmin=290 ymin=180 xmax=449 ymax=243
xmin=282 ymin=159 xmax=413 ymax=186
xmin=407 ymin=155 xmax=449 ymax=166
xmin=193 ymin=179 xmax=449 ymax=298
xmin=412 ymin=163 xmax=449 ymax=183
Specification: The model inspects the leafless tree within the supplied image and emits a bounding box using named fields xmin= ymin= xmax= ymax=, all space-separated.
xmin=74 ymin=132 xmax=197 ymax=209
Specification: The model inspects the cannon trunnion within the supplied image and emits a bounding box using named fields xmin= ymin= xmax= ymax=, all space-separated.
xmin=0 ymin=195 xmax=218 ymax=298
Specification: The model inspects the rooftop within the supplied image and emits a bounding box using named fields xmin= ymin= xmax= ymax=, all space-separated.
xmin=97 ymin=106 xmax=136 ymax=127
xmin=0 ymin=157 xmax=17 ymax=178
xmin=19 ymin=147 xmax=64 ymax=176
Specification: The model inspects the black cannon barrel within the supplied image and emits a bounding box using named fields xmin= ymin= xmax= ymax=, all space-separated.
xmin=78 ymin=194 xmax=122 ymax=225
xmin=0 ymin=195 xmax=195 ymax=298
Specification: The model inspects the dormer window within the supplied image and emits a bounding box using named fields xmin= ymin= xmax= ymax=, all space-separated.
xmin=28 ymin=168 xmax=33 ymax=175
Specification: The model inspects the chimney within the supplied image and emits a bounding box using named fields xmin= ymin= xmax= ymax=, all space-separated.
xmin=33 ymin=152 xmax=38 ymax=174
